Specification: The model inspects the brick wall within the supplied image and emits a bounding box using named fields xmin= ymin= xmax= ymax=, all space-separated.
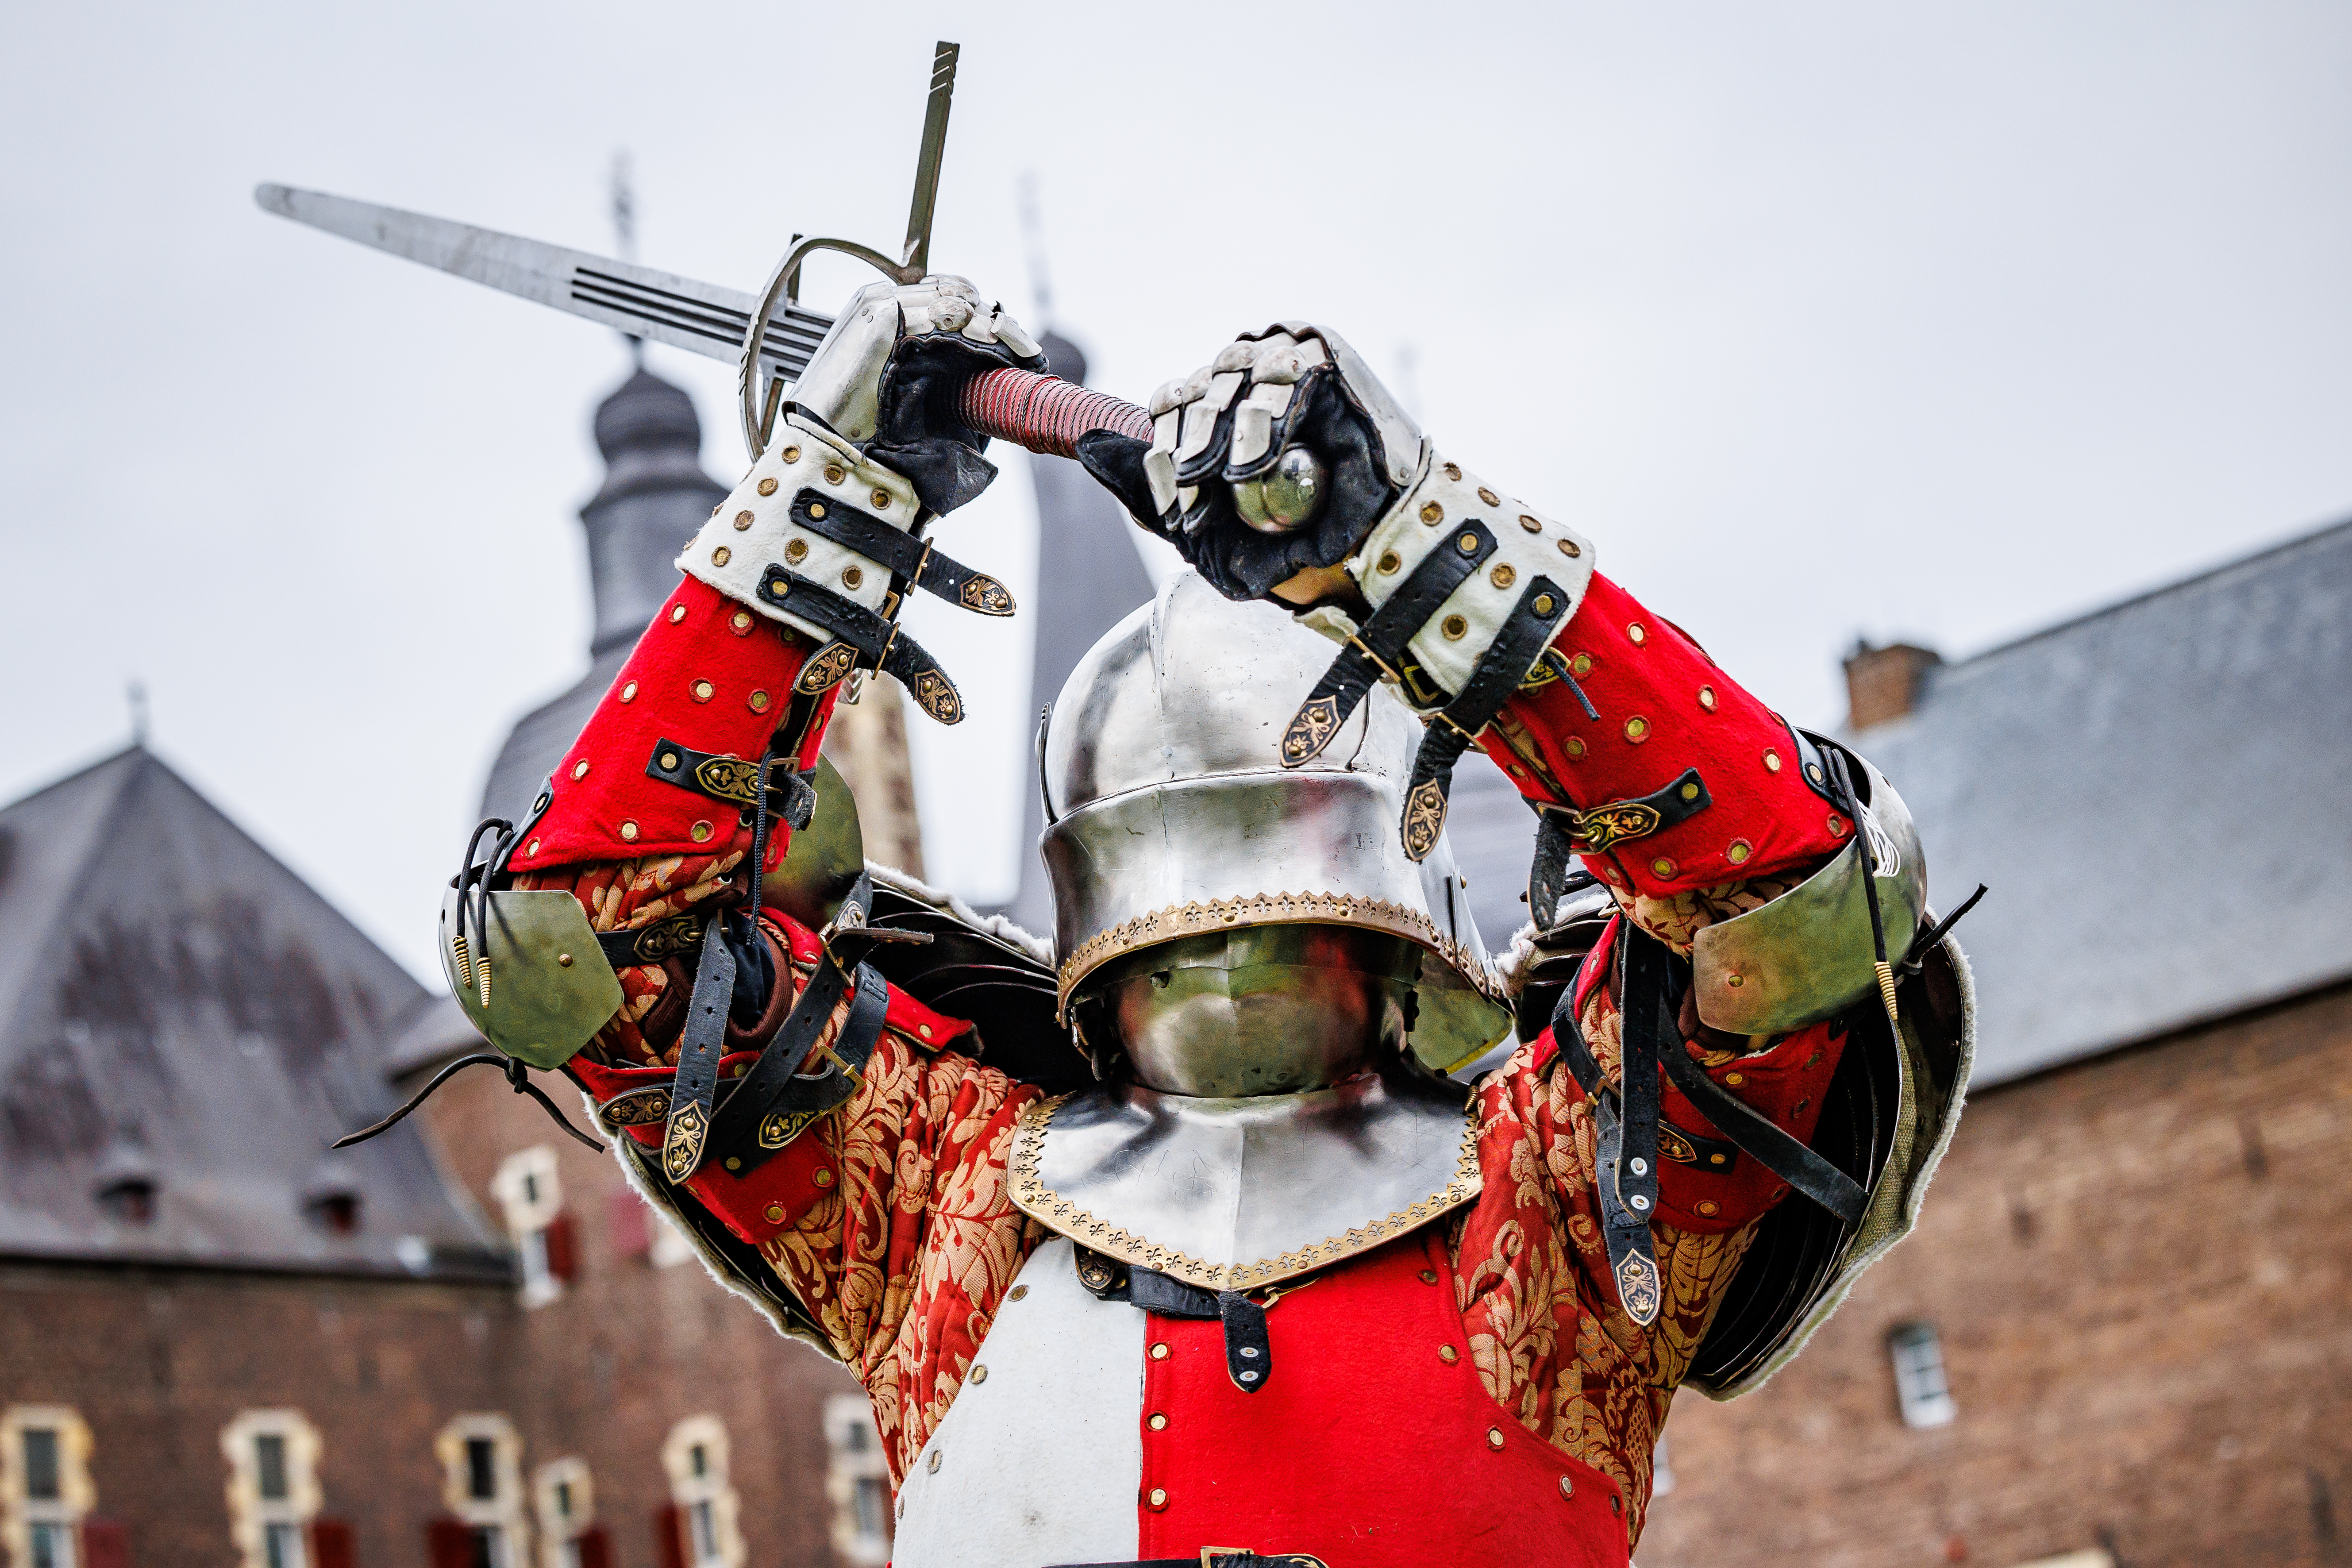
xmin=1638 ymin=982 xmax=2352 ymax=1568
xmin=416 ymin=1061 xmax=868 ymax=1567
xmin=0 ymin=1261 xmax=513 ymax=1568
xmin=0 ymin=1067 xmax=870 ymax=1568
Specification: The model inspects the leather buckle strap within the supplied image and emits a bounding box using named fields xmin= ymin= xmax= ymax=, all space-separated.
xmin=596 ymin=1085 xmax=673 ymax=1130
xmin=1551 ymin=975 xmax=1663 ymax=1326
xmin=1659 ymin=1119 xmax=1740 ymax=1174
xmin=1071 ymin=1248 xmax=1296 ymax=1395
xmin=1398 ymin=574 xmax=1578 ymax=861
xmin=643 ymin=740 xmax=817 ymax=829
xmin=706 ymin=960 xmax=890 ymax=1172
xmin=757 ymin=565 xmax=965 ymax=724
xmin=1525 ymin=769 xmax=1712 ymax=934
xmin=658 ymin=913 xmax=737 ymax=1183
xmin=700 ymin=876 xmax=910 ymax=1175
xmin=1654 ymin=1003 xmax=1867 ymax=1225
xmin=786 ymin=489 xmax=1014 ymax=616
xmin=1539 ymin=767 xmax=1713 ymax=855
xmin=597 ymin=911 xmax=708 ymax=969
xmin=1279 ymin=521 xmax=1498 ymax=767
xmin=1553 ymin=929 xmax=1864 ymax=1244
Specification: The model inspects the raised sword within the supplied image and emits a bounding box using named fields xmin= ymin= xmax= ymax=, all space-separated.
xmin=255 ymin=41 xmax=1147 ymax=464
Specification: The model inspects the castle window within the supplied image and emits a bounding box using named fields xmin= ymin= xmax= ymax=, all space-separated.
xmin=822 ymin=1395 xmax=892 ymax=1566
xmin=660 ymin=1418 xmax=742 ymax=1568
xmin=433 ymin=1415 xmax=528 ymax=1568
xmin=533 ymin=1457 xmax=603 ymax=1568
xmin=220 ymin=1410 xmax=325 ymax=1568
xmin=490 ymin=1148 xmax=575 ymax=1307
xmin=1888 ymin=1321 xmax=1957 ymax=1428
xmin=4 ymin=1406 xmax=95 ymax=1568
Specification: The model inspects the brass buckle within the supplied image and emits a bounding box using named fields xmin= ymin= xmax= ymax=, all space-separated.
xmin=1555 ymin=799 xmax=1663 ymax=855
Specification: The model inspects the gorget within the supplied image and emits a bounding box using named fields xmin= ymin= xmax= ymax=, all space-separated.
xmin=1009 ymin=1061 xmax=1481 ymax=1292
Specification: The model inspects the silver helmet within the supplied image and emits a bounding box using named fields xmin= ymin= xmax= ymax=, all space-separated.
xmin=1039 ymin=571 xmax=1512 ymax=1079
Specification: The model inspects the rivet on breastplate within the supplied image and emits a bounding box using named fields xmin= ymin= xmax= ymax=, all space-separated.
xmin=1559 ymin=1475 xmax=1575 ymax=1500
xmin=1419 ymin=1269 xmax=1440 ymax=1285
xmin=1438 ymin=1344 xmax=1459 ymax=1364
xmin=1149 ymin=1342 xmax=1170 ymax=1361
xmin=1486 ymin=1427 xmax=1506 ymax=1451
xmin=1148 ymin=1413 xmax=1168 ymax=1431
xmin=1008 ymin=1285 xmax=1028 ymax=1302
xmin=1147 ymin=1488 xmax=1168 ymax=1510
xmin=970 ymin=1365 xmax=987 ymax=1384
xmin=926 ymin=1450 xmax=941 ymax=1474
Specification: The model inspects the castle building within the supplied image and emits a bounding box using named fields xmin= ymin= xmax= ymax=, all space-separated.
xmin=0 ymin=362 xmax=897 ymax=1568
xmin=1637 ymin=518 xmax=2352 ymax=1568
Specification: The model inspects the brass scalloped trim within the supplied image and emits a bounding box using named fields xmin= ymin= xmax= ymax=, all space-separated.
xmin=1007 ymin=1092 xmax=1484 ymax=1292
xmin=1055 ymin=889 xmax=1507 ymax=1014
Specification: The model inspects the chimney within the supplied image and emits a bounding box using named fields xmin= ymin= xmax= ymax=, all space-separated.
xmin=1844 ymin=640 xmax=1942 ymax=730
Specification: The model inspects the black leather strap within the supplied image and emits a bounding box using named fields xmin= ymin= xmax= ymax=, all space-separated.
xmin=1075 ymin=1250 xmax=1284 ymax=1395
xmin=1552 ymin=931 xmax=1867 ymax=1235
xmin=1216 ymin=1291 xmax=1273 ymax=1393
xmin=1398 ymin=574 xmax=1578 ymax=861
xmin=1617 ymin=933 xmax=1669 ymax=1234
xmin=1655 ymin=1016 xmax=1867 ymax=1225
xmin=1659 ymin=1120 xmax=1740 ymax=1174
xmin=659 ymin=913 xmax=735 ymax=1183
xmin=787 ymin=489 xmax=1013 ymax=616
xmin=1279 ymin=522 xmax=1497 ymax=766
xmin=1552 ymin=995 xmax=1663 ymax=1326
xmin=643 ymin=740 xmax=816 ymax=828
xmin=596 ymin=911 xmax=708 ymax=969
xmin=1526 ymin=768 xmax=1714 ymax=929
xmin=709 ymin=961 xmax=891 ymax=1174
xmin=756 ymin=565 xmax=964 ymax=724
xmin=699 ymin=877 xmax=903 ymax=1175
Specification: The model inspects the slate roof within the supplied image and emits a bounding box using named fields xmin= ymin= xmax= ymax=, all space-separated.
xmin=0 ymin=748 xmax=507 ymax=1279
xmin=1851 ymin=515 xmax=2352 ymax=1086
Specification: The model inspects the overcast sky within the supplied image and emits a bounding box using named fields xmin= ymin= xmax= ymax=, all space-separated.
xmin=4 ymin=1 xmax=2347 ymax=986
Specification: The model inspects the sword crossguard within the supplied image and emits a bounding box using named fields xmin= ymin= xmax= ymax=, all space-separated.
xmin=737 ymin=40 xmax=961 ymax=456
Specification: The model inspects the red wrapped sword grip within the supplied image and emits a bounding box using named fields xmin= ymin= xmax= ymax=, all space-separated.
xmin=955 ymin=366 xmax=1151 ymax=458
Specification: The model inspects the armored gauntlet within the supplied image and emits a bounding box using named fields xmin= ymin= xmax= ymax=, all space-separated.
xmin=1082 ymin=323 xmax=1596 ymax=858
xmin=677 ymin=277 xmax=1043 ymax=722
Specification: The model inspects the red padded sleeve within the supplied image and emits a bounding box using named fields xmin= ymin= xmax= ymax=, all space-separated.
xmin=1490 ymin=572 xmax=1851 ymax=901
xmin=506 ymin=576 xmax=837 ymax=875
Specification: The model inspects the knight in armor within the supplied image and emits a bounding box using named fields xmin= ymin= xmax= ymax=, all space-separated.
xmin=440 ymin=279 xmax=1975 ymax=1568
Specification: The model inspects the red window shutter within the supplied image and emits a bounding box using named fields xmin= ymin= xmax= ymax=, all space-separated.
xmin=427 ymin=1518 xmax=474 ymax=1568
xmin=654 ymin=1504 xmax=689 ymax=1568
xmin=606 ymin=1189 xmax=652 ymax=1258
xmin=310 ymin=1517 xmax=357 ymax=1568
xmin=542 ymin=1211 xmax=579 ymax=1282
xmin=79 ymin=1519 xmax=130 ymax=1568
xmin=574 ymin=1525 xmax=613 ymax=1568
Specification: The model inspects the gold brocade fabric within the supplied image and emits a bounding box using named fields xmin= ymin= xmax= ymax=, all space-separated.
xmin=744 ymin=978 xmax=1755 ymax=1551
xmin=531 ymin=852 xmax=1789 ymax=1551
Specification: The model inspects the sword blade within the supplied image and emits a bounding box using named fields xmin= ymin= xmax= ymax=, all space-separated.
xmin=900 ymin=41 xmax=958 ymax=275
xmin=254 ymin=183 xmax=835 ymax=377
